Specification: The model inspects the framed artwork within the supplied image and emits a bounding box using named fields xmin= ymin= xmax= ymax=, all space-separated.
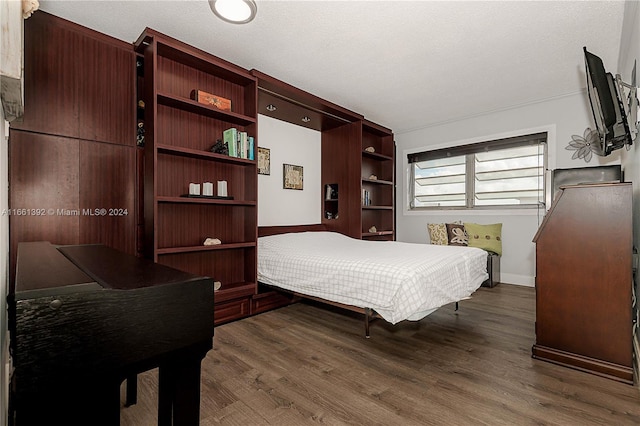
xmin=257 ymin=147 xmax=270 ymax=175
xmin=283 ymin=164 xmax=303 ymax=190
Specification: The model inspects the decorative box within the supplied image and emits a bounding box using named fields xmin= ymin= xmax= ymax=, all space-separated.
xmin=190 ymin=90 xmax=231 ymax=111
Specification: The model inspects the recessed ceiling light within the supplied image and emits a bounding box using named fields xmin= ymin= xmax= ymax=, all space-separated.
xmin=302 ymin=116 xmax=311 ymax=123
xmin=266 ymin=104 xmax=277 ymax=112
xmin=209 ymin=0 xmax=257 ymax=24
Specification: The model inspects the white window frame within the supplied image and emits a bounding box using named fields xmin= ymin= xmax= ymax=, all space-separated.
xmin=403 ymin=126 xmax=557 ymax=215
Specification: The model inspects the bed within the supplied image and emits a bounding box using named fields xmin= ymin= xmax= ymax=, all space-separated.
xmin=257 ymin=226 xmax=488 ymax=336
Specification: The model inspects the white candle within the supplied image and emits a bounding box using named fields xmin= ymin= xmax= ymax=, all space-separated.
xmin=203 ymin=182 xmax=214 ymax=196
xmin=189 ymin=183 xmax=200 ymax=195
xmin=217 ymin=181 xmax=228 ymax=197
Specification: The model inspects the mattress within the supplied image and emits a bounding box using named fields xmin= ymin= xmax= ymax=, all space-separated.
xmin=257 ymin=231 xmax=488 ymax=324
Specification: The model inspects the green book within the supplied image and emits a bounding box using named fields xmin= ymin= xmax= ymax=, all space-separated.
xmin=223 ymin=127 xmax=237 ymax=157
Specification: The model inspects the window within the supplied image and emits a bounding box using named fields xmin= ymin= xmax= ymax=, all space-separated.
xmin=409 ymin=132 xmax=547 ymax=209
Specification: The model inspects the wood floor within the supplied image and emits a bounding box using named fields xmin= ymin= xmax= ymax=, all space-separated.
xmin=120 ymin=284 xmax=640 ymax=425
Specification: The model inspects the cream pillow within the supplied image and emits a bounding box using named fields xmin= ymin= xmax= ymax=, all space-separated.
xmin=427 ymin=223 xmax=448 ymax=245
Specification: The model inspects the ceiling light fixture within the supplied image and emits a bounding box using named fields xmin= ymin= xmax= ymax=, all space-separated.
xmin=209 ymin=0 xmax=257 ymax=24
xmin=301 ymin=116 xmax=311 ymax=123
xmin=266 ymin=104 xmax=277 ymax=112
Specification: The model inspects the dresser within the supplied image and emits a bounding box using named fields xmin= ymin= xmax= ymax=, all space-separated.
xmin=532 ymin=183 xmax=633 ymax=384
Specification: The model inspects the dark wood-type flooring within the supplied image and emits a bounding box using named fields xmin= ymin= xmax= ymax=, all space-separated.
xmin=120 ymin=284 xmax=640 ymax=425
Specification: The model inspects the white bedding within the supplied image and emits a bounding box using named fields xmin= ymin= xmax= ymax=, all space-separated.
xmin=257 ymin=231 xmax=488 ymax=324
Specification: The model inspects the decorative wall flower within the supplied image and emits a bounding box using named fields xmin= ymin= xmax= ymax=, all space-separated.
xmin=566 ymin=127 xmax=603 ymax=163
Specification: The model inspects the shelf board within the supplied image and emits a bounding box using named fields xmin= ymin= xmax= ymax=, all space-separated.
xmin=362 ymin=231 xmax=394 ymax=237
xmin=155 ymin=40 xmax=255 ymax=86
xmin=157 ymin=196 xmax=256 ymax=206
xmin=362 ymin=205 xmax=393 ymax=210
xmin=135 ymin=32 xmax=254 ymax=86
xmin=362 ymin=178 xmax=393 ymax=185
xmin=157 ymin=144 xmax=256 ymax=165
xmin=156 ymin=242 xmax=256 ymax=255
xmin=157 ymin=92 xmax=256 ymax=126
xmin=362 ymin=150 xmax=393 ymax=161
xmin=362 ymin=120 xmax=393 ymax=136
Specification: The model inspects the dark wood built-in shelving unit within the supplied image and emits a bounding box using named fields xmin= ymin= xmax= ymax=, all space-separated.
xmin=11 ymin=12 xmax=398 ymax=330
xmin=135 ymin=28 xmax=258 ymax=326
xmin=8 ymin=12 xmax=138 ymax=282
xmin=251 ymin=71 xmax=396 ymax=242
xmin=360 ymin=120 xmax=395 ymax=241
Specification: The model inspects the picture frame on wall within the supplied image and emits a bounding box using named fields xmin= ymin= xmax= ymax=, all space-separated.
xmin=283 ymin=164 xmax=303 ymax=190
xmin=257 ymin=147 xmax=270 ymax=175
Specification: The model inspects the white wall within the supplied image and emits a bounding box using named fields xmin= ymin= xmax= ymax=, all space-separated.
xmin=396 ymin=91 xmax=622 ymax=286
xmin=618 ymin=0 xmax=640 ymax=377
xmin=257 ymin=114 xmax=322 ymax=226
xmin=619 ymin=3 xmax=639 ymax=368
xmin=619 ymin=1 xmax=639 ymax=257
xmin=1 ymin=111 xmax=8 ymax=426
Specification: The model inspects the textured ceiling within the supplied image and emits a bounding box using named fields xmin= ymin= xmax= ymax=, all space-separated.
xmin=38 ymin=0 xmax=626 ymax=134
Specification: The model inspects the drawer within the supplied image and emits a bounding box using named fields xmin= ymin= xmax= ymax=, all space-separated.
xmin=252 ymin=291 xmax=293 ymax=314
xmin=214 ymin=297 xmax=250 ymax=326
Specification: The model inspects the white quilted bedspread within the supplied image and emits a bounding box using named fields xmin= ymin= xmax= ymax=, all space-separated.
xmin=257 ymin=232 xmax=488 ymax=324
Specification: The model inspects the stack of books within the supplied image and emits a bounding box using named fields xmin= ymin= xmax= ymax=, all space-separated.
xmin=223 ymin=127 xmax=254 ymax=160
xmin=362 ymin=189 xmax=372 ymax=206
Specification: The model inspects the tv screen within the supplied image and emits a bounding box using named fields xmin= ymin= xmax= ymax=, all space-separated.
xmin=583 ymin=47 xmax=632 ymax=155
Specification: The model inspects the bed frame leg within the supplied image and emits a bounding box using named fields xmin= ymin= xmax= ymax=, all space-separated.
xmin=364 ymin=308 xmax=371 ymax=338
xmin=455 ymin=302 xmax=459 ymax=311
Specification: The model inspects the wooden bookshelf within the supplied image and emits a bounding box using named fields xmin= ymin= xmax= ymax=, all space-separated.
xmin=251 ymin=71 xmax=396 ymax=242
xmin=135 ymin=28 xmax=258 ymax=326
xmin=361 ymin=120 xmax=395 ymax=241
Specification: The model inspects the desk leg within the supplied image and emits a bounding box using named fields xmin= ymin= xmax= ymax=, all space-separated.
xmin=125 ymin=374 xmax=137 ymax=407
xmin=158 ymin=366 xmax=175 ymax=426
xmin=158 ymin=357 xmax=203 ymax=426
xmin=172 ymin=358 xmax=203 ymax=425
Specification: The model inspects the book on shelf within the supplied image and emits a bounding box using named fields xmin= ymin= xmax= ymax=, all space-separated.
xmin=361 ymin=189 xmax=371 ymax=206
xmin=239 ymin=131 xmax=248 ymax=159
xmin=223 ymin=127 xmax=253 ymax=159
xmin=223 ymin=127 xmax=237 ymax=157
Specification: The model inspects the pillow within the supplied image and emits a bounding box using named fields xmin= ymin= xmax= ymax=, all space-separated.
xmin=427 ymin=223 xmax=448 ymax=245
xmin=464 ymin=222 xmax=502 ymax=256
xmin=446 ymin=223 xmax=468 ymax=246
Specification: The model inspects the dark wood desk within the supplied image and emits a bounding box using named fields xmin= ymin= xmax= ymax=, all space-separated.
xmin=8 ymin=242 xmax=214 ymax=425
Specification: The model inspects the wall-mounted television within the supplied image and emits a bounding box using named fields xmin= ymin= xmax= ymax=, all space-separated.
xmin=583 ymin=47 xmax=638 ymax=156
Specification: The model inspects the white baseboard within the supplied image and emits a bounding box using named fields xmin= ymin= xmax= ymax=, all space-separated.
xmin=500 ymin=273 xmax=535 ymax=287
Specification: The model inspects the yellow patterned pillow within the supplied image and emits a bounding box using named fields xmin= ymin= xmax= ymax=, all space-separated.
xmin=464 ymin=222 xmax=502 ymax=255
xmin=427 ymin=223 xmax=448 ymax=245
xmin=427 ymin=223 xmax=449 ymax=246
